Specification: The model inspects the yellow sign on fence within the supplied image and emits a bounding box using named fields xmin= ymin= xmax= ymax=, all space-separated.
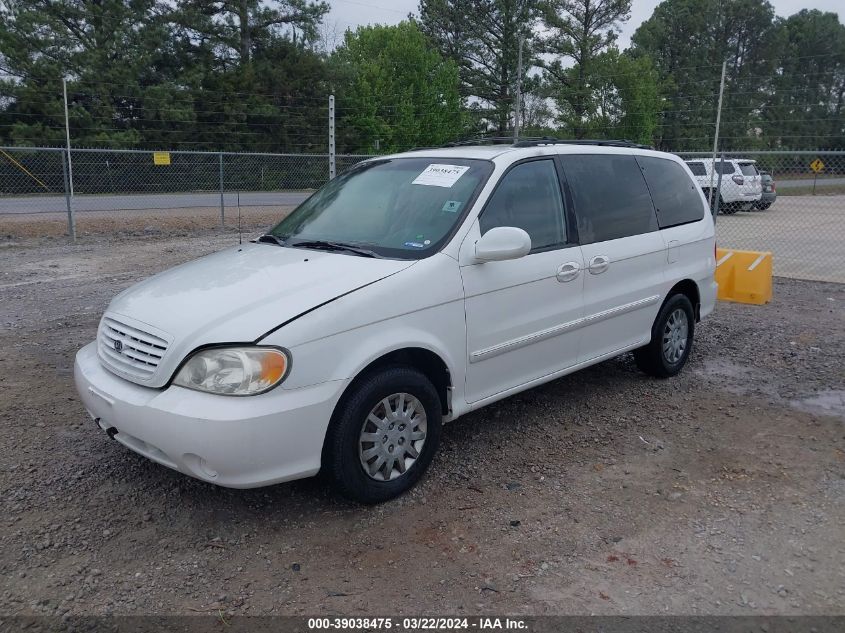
xmin=810 ymin=158 xmax=825 ymax=173
xmin=153 ymin=151 xmax=171 ymax=166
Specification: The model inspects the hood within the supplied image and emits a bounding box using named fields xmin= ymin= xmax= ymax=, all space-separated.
xmin=104 ymin=243 xmax=414 ymax=387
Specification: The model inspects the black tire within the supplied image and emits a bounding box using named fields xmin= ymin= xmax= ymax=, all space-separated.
xmin=755 ymin=201 xmax=772 ymax=210
xmin=703 ymin=190 xmax=722 ymax=213
xmin=720 ymin=201 xmax=738 ymax=215
xmin=323 ymin=366 xmax=442 ymax=504
xmin=634 ymin=293 xmax=696 ymax=378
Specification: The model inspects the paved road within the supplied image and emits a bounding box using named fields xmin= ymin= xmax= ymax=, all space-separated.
xmin=0 ymin=191 xmax=311 ymax=214
xmin=715 ymin=195 xmax=843 ymax=283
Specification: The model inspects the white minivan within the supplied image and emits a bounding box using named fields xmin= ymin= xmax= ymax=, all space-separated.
xmin=75 ymin=140 xmax=717 ymax=503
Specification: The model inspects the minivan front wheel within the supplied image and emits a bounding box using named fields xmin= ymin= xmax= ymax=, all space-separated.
xmin=634 ymin=293 xmax=695 ymax=378
xmin=324 ymin=366 xmax=442 ymax=503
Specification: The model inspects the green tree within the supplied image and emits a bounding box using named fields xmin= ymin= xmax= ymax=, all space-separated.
xmin=418 ymin=0 xmax=540 ymax=133
xmin=332 ymin=21 xmax=464 ymax=153
xmin=539 ymin=0 xmax=633 ymax=138
xmin=0 ymin=0 xmax=170 ymax=146
xmin=173 ymin=0 xmax=328 ymax=64
xmin=0 ymin=0 xmax=333 ymax=151
xmin=630 ymin=0 xmax=782 ymax=150
xmin=580 ymin=49 xmax=661 ymax=144
xmin=761 ymin=10 xmax=845 ymax=150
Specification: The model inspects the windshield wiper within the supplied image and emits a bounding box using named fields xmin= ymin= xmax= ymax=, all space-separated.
xmin=255 ymin=234 xmax=287 ymax=246
xmin=292 ymin=240 xmax=381 ymax=258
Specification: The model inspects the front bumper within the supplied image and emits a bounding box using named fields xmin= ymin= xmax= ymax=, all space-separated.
xmin=74 ymin=342 xmax=345 ymax=488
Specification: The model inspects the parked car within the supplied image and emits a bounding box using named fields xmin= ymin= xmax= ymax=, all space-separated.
xmin=685 ymin=158 xmax=762 ymax=213
xmin=75 ymin=140 xmax=718 ymax=503
xmin=754 ymin=171 xmax=777 ymax=210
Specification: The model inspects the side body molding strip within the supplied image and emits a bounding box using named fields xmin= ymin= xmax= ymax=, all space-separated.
xmin=469 ymin=294 xmax=660 ymax=364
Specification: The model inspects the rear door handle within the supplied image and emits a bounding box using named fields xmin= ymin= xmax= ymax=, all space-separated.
xmin=588 ymin=255 xmax=610 ymax=274
xmin=556 ymin=261 xmax=581 ymax=283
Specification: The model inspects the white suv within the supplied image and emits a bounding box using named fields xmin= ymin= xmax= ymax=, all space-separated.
xmin=685 ymin=158 xmax=762 ymax=213
xmin=75 ymin=141 xmax=717 ymax=503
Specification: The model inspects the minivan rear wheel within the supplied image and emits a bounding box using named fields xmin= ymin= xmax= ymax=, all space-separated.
xmin=634 ymin=293 xmax=695 ymax=378
xmin=323 ymin=366 xmax=442 ymax=503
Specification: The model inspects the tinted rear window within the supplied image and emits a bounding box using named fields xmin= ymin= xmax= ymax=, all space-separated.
xmin=739 ymin=163 xmax=758 ymax=176
xmin=686 ymin=161 xmax=706 ymax=176
xmin=637 ymin=156 xmax=705 ymax=229
xmin=560 ymin=154 xmax=657 ymax=244
xmin=715 ymin=161 xmax=736 ymax=174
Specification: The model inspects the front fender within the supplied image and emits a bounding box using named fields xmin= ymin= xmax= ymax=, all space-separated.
xmin=264 ymin=254 xmax=469 ymax=411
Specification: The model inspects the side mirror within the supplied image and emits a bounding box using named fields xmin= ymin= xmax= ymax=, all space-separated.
xmin=475 ymin=226 xmax=532 ymax=262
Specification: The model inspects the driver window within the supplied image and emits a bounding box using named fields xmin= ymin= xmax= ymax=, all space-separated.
xmin=479 ymin=159 xmax=566 ymax=252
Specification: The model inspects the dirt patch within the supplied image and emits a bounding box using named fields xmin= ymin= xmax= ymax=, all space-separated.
xmin=0 ymin=235 xmax=843 ymax=616
xmin=0 ymin=205 xmax=293 ymax=239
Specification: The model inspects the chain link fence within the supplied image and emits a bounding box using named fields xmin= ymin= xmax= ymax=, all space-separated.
xmin=677 ymin=151 xmax=844 ymax=283
xmin=1 ymin=146 xmax=843 ymax=283
xmin=0 ymin=147 xmax=372 ymax=239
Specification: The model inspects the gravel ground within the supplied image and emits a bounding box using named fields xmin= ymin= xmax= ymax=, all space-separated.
xmin=0 ymin=232 xmax=843 ymax=617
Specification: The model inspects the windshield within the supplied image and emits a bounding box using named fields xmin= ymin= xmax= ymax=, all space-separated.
xmin=268 ymin=157 xmax=493 ymax=259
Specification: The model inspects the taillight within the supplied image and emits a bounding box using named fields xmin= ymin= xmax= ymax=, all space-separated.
xmin=771 ymin=182 xmax=776 ymax=192
xmin=732 ymin=175 xmax=744 ymax=185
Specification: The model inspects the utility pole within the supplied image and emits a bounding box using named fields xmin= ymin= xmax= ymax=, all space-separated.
xmin=513 ymin=36 xmax=525 ymax=143
xmin=62 ymin=78 xmax=76 ymax=241
xmin=708 ymin=61 xmax=727 ymax=214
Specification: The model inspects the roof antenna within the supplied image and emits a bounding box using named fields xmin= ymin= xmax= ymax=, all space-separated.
xmin=237 ymin=191 xmax=242 ymax=246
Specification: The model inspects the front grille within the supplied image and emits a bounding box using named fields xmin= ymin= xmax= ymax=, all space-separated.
xmin=97 ymin=316 xmax=170 ymax=380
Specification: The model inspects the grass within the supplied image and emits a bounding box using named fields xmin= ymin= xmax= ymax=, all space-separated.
xmin=776 ymin=184 xmax=845 ymax=196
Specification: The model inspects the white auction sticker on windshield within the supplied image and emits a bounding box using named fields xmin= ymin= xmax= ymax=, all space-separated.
xmin=412 ymin=164 xmax=470 ymax=188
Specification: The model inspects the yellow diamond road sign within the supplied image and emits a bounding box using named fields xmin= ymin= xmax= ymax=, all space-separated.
xmin=153 ymin=151 xmax=171 ymax=166
xmin=810 ymin=158 xmax=825 ymax=173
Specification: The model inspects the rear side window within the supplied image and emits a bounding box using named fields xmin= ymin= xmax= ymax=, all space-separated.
xmin=637 ymin=156 xmax=705 ymax=229
xmin=560 ymin=154 xmax=657 ymax=244
xmin=738 ymin=163 xmax=758 ymax=176
xmin=715 ymin=161 xmax=736 ymax=174
xmin=686 ymin=161 xmax=706 ymax=176
xmin=479 ymin=159 xmax=566 ymax=252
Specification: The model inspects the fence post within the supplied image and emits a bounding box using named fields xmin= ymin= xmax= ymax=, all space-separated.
xmin=60 ymin=150 xmax=75 ymax=239
xmin=218 ymin=152 xmax=225 ymax=228
xmin=708 ymin=61 xmax=727 ymax=210
xmin=714 ymin=152 xmax=724 ymax=217
xmin=328 ymin=95 xmax=336 ymax=180
xmin=62 ymin=78 xmax=76 ymax=241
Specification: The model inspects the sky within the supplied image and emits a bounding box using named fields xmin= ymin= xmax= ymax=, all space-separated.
xmin=323 ymin=0 xmax=844 ymax=49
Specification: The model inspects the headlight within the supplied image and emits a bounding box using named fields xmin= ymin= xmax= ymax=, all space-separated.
xmin=173 ymin=346 xmax=290 ymax=396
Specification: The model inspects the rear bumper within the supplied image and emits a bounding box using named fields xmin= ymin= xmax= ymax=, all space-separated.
xmin=700 ymin=278 xmax=718 ymax=320
xmin=74 ymin=342 xmax=346 ymax=488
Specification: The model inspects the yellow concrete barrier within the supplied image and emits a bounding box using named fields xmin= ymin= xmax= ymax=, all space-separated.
xmin=715 ymin=248 xmax=773 ymax=305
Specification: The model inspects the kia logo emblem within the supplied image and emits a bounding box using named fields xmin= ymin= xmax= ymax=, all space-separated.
xmin=114 ymin=340 xmax=123 ymax=352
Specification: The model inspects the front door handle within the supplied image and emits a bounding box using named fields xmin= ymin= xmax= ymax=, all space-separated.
xmin=556 ymin=261 xmax=581 ymax=282
xmin=588 ymin=255 xmax=610 ymax=275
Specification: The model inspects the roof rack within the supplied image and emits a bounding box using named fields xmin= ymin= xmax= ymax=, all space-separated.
xmin=432 ymin=136 xmax=654 ymax=150
xmin=512 ymin=137 xmax=653 ymax=150
xmin=440 ymin=137 xmax=517 ymax=147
